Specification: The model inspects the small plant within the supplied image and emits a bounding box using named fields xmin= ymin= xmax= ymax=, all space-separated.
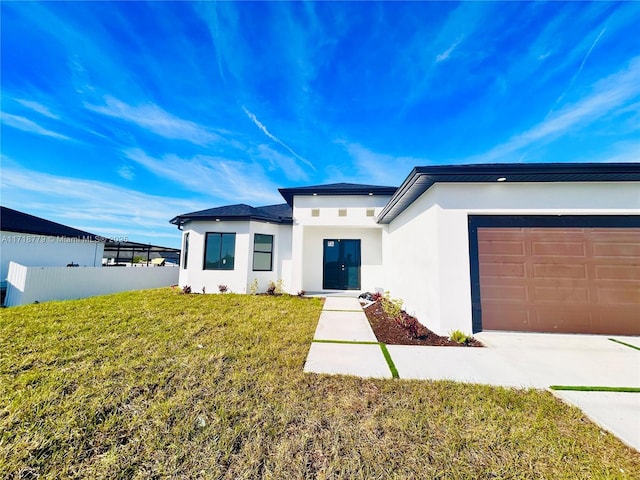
xmin=182 ymin=285 xmax=192 ymax=294
xmin=449 ymin=329 xmax=471 ymax=344
xmin=381 ymin=292 xmax=403 ymax=321
xmin=202 ymin=286 xmax=206 ymax=294
xmin=297 ymin=290 xmax=306 ymax=297
xmin=218 ymin=284 xmax=228 ymax=293
xmin=371 ymin=291 xmax=384 ymax=301
xmin=249 ymin=278 xmax=259 ymax=295
xmin=267 ymin=279 xmax=285 ymax=295
xmin=402 ymin=315 xmax=421 ymax=339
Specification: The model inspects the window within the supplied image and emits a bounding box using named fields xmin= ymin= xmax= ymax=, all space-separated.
xmin=253 ymin=234 xmax=273 ymax=271
xmin=204 ymin=233 xmax=236 ymax=270
xmin=182 ymin=233 xmax=189 ymax=269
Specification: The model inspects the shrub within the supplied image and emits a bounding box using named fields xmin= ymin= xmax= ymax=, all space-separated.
xmin=267 ymin=279 xmax=285 ymax=295
xmin=218 ymin=284 xmax=228 ymax=293
xmin=297 ymin=290 xmax=306 ymax=297
xmin=249 ymin=278 xmax=259 ymax=295
xmin=381 ymin=292 xmax=403 ymax=321
xmin=449 ymin=329 xmax=471 ymax=344
xmin=182 ymin=285 xmax=192 ymax=294
xmin=402 ymin=314 xmax=421 ymax=339
xmin=371 ymin=291 xmax=384 ymax=302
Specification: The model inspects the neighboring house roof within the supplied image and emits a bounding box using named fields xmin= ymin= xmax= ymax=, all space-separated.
xmin=0 ymin=206 xmax=100 ymax=240
xmin=376 ymin=163 xmax=640 ymax=224
xmin=278 ymin=183 xmax=397 ymax=207
xmin=169 ymin=203 xmax=293 ymax=228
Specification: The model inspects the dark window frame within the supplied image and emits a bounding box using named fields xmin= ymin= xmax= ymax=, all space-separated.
xmin=468 ymin=214 xmax=640 ymax=333
xmin=182 ymin=232 xmax=189 ymax=269
xmin=252 ymin=233 xmax=274 ymax=272
xmin=203 ymin=232 xmax=236 ymax=270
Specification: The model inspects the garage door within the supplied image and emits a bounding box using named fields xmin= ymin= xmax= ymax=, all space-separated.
xmin=477 ymin=227 xmax=640 ymax=335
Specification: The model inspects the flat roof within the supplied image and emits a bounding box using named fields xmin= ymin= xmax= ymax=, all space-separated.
xmin=278 ymin=183 xmax=397 ymax=207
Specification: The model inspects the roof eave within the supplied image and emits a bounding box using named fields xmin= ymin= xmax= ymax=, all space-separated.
xmin=278 ymin=186 xmax=398 ymax=207
xmin=377 ymin=163 xmax=640 ymax=224
xmin=171 ymin=215 xmax=292 ymax=226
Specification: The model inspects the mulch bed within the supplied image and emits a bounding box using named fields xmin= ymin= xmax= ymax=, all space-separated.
xmin=362 ymin=300 xmax=483 ymax=347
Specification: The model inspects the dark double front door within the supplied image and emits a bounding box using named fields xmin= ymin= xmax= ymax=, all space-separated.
xmin=322 ymin=239 xmax=361 ymax=290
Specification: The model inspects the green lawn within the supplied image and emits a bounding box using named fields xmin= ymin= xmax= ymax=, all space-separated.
xmin=1 ymin=289 xmax=638 ymax=479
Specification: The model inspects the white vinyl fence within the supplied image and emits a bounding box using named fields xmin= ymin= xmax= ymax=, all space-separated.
xmin=4 ymin=262 xmax=179 ymax=307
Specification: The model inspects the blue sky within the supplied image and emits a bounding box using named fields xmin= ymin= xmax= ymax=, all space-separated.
xmin=1 ymin=1 xmax=639 ymax=248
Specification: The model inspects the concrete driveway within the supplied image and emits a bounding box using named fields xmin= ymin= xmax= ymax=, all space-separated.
xmin=389 ymin=332 xmax=639 ymax=451
xmin=304 ymin=298 xmax=640 ymax=451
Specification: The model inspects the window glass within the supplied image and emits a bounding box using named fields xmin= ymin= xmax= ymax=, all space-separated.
xmin=182 ymin=233 xmax=189 ymax=269
xmin=253 ymin=234 xmax=273 ymax=271
xmin=204 ymin=233 xmax=235 ymax=270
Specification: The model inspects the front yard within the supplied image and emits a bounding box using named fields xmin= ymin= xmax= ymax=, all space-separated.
xmin=1 ymin=289 xmax=638 ymax=478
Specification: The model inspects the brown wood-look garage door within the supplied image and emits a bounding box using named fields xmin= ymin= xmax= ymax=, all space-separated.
xmin=478 ymin=227 xmax=640 ymax=335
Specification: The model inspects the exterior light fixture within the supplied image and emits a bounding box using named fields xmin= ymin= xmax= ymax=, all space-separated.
xmin=497 ymin=177 xmax=507 ymax=182
xmin=215 ymin=218 xmax=221 ymax=222
xmin=368 ymin=192 xmax=374 ymax=196
xmin=312 ymin=193 xmax=318 ymax=196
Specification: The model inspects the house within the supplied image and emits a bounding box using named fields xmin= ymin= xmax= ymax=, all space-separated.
xmin=170 ymin=163 xmax=640 ymax=336
xmin=1 ymin=206 xmax=105 ymax=287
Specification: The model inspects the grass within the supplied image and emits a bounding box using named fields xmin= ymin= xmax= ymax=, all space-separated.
xmin=550 ymin=386 xmax=640 ymax=393
xmin=1 ymin=288 xmax=639 ymax=479
xmin=609 ymin=338 xmax=640 ymax=351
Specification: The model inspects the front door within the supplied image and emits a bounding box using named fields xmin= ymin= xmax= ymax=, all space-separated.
xmin=323 ymin=239 xmax=361 ymax=290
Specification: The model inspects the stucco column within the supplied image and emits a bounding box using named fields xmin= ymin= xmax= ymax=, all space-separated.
xmin=290 ymin=222 xmax=304 ymax=293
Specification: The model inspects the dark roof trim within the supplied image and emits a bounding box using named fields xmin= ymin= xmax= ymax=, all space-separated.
xmin=170 ymin=203 xmax=293 ymax=228
xmin=376 ymin=163 xmax=640 ymax=224
xmin=0 ymin=206 xmax=100 ymax=240
xmin=278 ymin=182 xmax=397 ymax=207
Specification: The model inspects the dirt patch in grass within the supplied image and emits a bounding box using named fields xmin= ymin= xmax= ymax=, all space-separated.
xmin=363 ymin=300 xmax=483 ymax=347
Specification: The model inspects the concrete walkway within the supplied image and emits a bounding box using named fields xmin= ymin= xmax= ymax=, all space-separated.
xmin=304 ymin=297 xmax=393 ymax=378
xmin=303 ymin=296 xmax=640 ymax=451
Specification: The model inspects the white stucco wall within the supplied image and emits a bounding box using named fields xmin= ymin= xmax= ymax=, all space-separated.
xmin=177 ymin=220 xmax=292 ymax=294
xmin=300 ymin=226 xmax=384 ymax=292
xmin=1 ymin=231 xmax=105 ymax=284
xmin=290 ymin=194 xmax=392 ymax=293
xmin=386 ymin=181 xmax=640 ymax=336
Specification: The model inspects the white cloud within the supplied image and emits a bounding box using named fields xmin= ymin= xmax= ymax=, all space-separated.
xmin=340 ymin=142 xmax=428 ymax=186
xmin=242 ymin=105 xmax=316 ymax=171
xmin=15 ymin=99 xmax=60 ymax=119
xmin=123 ymin=148 xmax=282 ymax=205
xmin=256 ymin=144 xmax=309 ymax=182
xmin=0 ymin=161 xmax=205 ymax=247
xmin=85 ymin=96 xmax=221 ymax=146
xmin=117 ymin=165 xmax=135 ymax=180
xmin=552 ymin=25 xmax=607 ymax=109
xmin=435 ymin=38 xmax=463 ymax=63
xmin=469 ymin=57 xmax=640 ymax=163
xmin=1 ymin=113 xmax=70 ymax=141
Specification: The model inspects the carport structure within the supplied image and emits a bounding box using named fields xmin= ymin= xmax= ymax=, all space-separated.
xmin=103 ymin=240 xmax=180 ymax=266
